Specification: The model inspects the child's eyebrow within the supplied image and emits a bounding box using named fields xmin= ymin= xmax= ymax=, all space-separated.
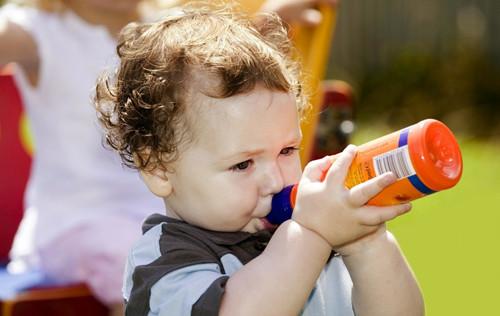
xmin=219 ymin=133 xmax=302 ymax=162
xmin=220 ymin=149 xmax=265 ymax=162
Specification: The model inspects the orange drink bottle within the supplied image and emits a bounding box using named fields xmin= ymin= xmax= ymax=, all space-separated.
xmin=267 ymin=119 xmax=463 ymax=225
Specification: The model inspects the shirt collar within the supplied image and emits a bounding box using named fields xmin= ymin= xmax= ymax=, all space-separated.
xmin=143 ymin=213 xmax=273 ymax=246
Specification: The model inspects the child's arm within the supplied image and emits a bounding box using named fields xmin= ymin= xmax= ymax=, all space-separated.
xmin=220 ymin=220 xmax=332 ymax=315
xmin=293 ymin=145 xmax=424 ymax=316
xmin=219 ymin=156 xmax=339 ymax=315
xmin=0 ymin=13 xmax=39 ymax=81
xmin=340 ymin=227 xmax=425 ymax=316
xmin=219 ymin=146 xmax=414 ymax=315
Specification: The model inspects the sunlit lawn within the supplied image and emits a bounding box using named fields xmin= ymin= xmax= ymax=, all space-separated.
xmin=353 ymin=127 xmax=500 ymax=315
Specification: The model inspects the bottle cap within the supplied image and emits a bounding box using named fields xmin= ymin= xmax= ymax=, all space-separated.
xmin=408 ymin=119 xmax=463 ymax=191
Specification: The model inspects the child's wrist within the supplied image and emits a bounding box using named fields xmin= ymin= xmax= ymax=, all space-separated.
xmin=339 ymin=228 xmax=397 ymax=259
xmin=287 ymin=219 xmax=332 ymax=250
xmin=291 ymin=207 xmax=341 ymax=249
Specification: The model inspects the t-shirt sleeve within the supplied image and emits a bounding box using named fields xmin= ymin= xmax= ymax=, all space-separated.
xmin=147 ymin=263 xmax=229 ymax=316
xmin=0 ymin=4 xmax=39 ymax=30
xmin=124 ymin=222 xmax=235 ymax=316
xmin=191 ymin=276 xmax=228 ymax=316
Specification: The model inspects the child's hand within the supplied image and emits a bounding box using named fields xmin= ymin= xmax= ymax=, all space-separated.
xmin=291 ymin=145 xmax=411 ymax=251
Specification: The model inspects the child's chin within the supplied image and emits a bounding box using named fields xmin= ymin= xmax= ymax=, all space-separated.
xmin=240 ymin=219 xmax=261 ymax=233
xmin=251 ymin=218 xmax=277 ymax=232
xmin=240 ymin=218 xmax=276 ymax=233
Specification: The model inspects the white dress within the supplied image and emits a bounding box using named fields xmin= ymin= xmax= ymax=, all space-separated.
xmin=1 ymin=4 xmax=164 ymax=303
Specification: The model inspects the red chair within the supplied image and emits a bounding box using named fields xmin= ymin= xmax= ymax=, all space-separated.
xmin=310 ymin=80 xmax=355 ymax=160
xmin=0 ymin=66 xmax=30 ymax=263
xmin=0 ymin=66 xmax=108 ymax=316
xmin=1 ymin=283 xmax=108 ymax=316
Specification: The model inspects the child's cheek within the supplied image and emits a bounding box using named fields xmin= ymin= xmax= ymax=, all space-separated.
xmin=224 ymin=182 xmax=256 ymax=214
xmin=282 ymin=158 xmax=303 ymax=186
xmin=242 ymin=188 xmax=260 ymax=215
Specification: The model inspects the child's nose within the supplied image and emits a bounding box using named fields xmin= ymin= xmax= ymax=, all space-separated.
xmin=260 ymin=162 xmax=285 ymax=196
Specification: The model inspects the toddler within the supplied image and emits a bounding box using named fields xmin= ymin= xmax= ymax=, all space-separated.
xmin=95 ymin=4 xmax=425 ymax=316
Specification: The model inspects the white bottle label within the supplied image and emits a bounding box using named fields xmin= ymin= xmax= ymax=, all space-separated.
xmin=373 ymin=145 xmax=416 ymax=179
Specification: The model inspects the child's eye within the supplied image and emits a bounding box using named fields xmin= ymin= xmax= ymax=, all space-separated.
xmin=280 ymin=147 xmax=299 ymax=156
xmin=231 ymin=160 xmax=253 ymax=171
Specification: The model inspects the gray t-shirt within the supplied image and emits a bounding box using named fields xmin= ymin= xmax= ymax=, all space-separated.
xmin=123 ymin=214 xmax=355 ymax=316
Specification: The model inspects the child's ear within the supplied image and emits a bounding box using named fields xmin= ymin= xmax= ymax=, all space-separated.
xmin=139 ymin=167 xmax=173 ymax=198
xmin=134 ymin=151 xmax=173 ymax=198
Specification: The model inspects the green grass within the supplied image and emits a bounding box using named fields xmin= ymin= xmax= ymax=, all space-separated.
xmin=353 ymin=129 xmax=500 ymax=315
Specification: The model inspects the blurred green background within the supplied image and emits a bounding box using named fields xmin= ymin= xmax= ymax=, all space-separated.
xmin=329 ymin=1 xmax=500 ymax=315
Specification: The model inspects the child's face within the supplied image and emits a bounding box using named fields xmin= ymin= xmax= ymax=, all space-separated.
xmin=164 ymin=85 xmax=303 ymax=233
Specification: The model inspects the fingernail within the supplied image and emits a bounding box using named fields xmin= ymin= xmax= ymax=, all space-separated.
xmin=382 ymin=173 xmax=396 ymax=185
xmin=345 ymin=144 xmax=357 ymax=153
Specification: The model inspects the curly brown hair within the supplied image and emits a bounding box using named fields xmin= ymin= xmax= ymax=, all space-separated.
xmin=94 ymin=4 xmax=308 ymax=172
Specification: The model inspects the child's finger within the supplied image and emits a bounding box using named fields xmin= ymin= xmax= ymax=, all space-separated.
xmin=301 ymin=155 xmax=334 ymax=184
xmin=348 ymin=172 xmax=397 ymax=206
xmin=323 ymin=144 xmax=357 ymax=187
xmin=357 ymin=203 xmax=412 ymax=226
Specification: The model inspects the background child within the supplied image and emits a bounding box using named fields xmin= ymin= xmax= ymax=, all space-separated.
xmin=95 ymin=4 xmax=424 ymax=315
xmin=0 ymin=0 xmax=338 ymax=314
xmin=0 ymin=2 xmax=163 ymax=313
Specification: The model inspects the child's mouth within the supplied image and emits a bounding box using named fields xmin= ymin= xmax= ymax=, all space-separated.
xmin=259 ymin=218 xmax=277 ymax=230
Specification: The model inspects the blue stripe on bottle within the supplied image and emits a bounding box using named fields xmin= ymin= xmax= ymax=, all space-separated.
xmin=398 ymin=129 xmax=409 ymax=147
xmin=399 ymin=128 xmax=434 ymax=195
xmin=408 ymin=174 xmax=435 ymax=195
